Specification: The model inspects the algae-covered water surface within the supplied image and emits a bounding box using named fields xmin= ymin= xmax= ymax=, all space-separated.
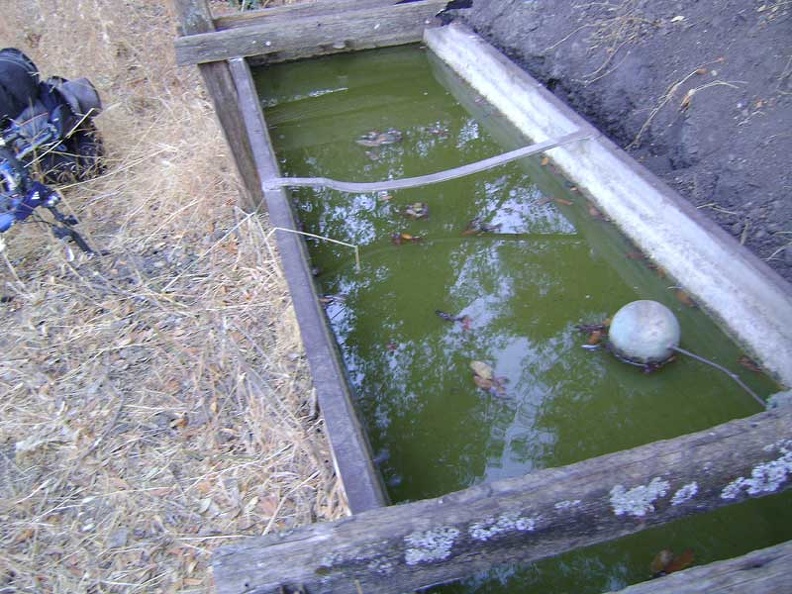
xmin=254 ymin=46 xmax=790 ymax=592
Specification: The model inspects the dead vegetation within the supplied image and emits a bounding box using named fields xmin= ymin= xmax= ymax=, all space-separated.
xmin=573 ymin=0 xmax=659 ymax=83
xmin=0 ymin=1 xmax=344 ymax=592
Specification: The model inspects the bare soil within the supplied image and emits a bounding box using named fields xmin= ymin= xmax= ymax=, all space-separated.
xmin=449 ymin=0 xmax=792 ymax=284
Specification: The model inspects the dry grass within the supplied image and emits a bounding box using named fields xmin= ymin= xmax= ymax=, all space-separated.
xmin=0 ymin=1 xmax=344 ymax=592
xmin=570 ymin=0 xmax=658 ymax=83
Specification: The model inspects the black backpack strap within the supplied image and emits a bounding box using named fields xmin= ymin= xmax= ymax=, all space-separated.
xmin=0 ymin=48 xmax=40 ymax=121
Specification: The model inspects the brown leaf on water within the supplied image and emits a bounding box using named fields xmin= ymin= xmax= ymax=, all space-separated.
xmin=650 ymin=549 xmax=674 ymax=575
xmin=737 ymin=355 xmax=762 ymax=373
xmin=675 ymin=288 xmax=696 ymax=307
xmin=554 ymin=197 xmax=574 ymax=206
xmin=650 ymin=263 xmax=667 ymax=278
xmin=650 ymin=548 xmax=694 ymax=576
xmin=470 ymin=360 xmax=494 ymax=381
xmin=664 ymin=548 xmax=695 ymax=573
xmin=587 ymin=330 xmax=603 ymax=345
xmin=588 ymin=202 xmax=605 ymax=219
xmin=391 ymin=232 xmax=422 ymax=245
xmin=536 ymin=196 xmax=553 ymax=206
xmin=473 ymin=374 xmax=494 ymax=391
xmin=540 ymin=156 xmax=550 ymax=166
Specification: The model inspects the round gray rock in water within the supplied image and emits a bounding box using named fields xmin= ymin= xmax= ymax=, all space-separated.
xmin=609 ymin=300 xmax=680 ymax=364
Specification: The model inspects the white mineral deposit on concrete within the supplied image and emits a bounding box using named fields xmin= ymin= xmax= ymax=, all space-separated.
xmin=610 ymin=477 xmax=670 ymax=518
xmin=469 ymin=512 xmax=539 ymax=542
xmin=404 ymin=527 xmax=460 ymax=565
xmin=670 ymin=482 xmax=699 ymax=506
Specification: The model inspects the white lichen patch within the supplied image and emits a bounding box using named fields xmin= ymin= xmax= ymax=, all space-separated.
xmin=469 ymin=512 xmax=539 ymax=542
xmin=368 ymin=557 xmax=395 ymax=576
xmin=671 ymin=482 xmax=699 ymax=506
xmin=610 ymin=477 xmax=670 ymax=518
xmin=554 ymin=499 xmax=582 ymax=511
xmin=404 ymin=527 xmax=459 ymax=566
xmin=720 ymin=445 xmax=792 ymax=500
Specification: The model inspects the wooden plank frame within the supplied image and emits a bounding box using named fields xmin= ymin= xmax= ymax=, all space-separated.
xmin=173 ymin=0 xmax=261 ymax=212
xmin=170 ymin=1 xmax=792 ymax=592
xmin=225 ymin=55 xmax=388 ymax=514
xmin=211 ymin=407 xmax=792 ymax=593
xmin=175 ymin=0 xmax=449 ymax=66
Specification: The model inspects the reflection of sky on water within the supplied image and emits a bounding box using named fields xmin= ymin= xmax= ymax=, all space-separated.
xmin=306 ymin=139 xmax=617 ymax=497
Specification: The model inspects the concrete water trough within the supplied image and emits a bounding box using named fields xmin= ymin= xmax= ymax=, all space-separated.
xmin=173 ymin=1 xmax=792 ymax=592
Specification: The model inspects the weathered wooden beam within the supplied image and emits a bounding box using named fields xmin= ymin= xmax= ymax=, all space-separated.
xmin=172 ymin=0 xmax=261 ymax=212
xmin=212 ymin=406 xmax=792 ymax=594
xmin=214 ymin=0 xmax=402 ymax=31
xmin=174 ymin=0 xmax=449 ymax=66
xmin=607 ymin=540 xmax=792 ymax=594
xmin=226 ymin=56 xmax=388 ymax=514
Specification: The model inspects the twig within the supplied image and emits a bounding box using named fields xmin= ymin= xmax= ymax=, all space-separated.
xmin=696 ymin=203 xmax=740 ymax=216
xmin=766 ymin=240 xmax=792 ymax=261
xmin=268 ymin=226 xmax=361 ymax=272
xmin=629 ymin=67 xmax=705 ymax=148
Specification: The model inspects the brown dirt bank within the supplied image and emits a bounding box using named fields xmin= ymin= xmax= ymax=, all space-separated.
xmin=447 ymin=0 xmax=792 ymax=284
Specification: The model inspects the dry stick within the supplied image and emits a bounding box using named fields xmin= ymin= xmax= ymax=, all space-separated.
xmin=1 ymin=249 xmax=28 ymax=295
xmin=267 ymin=226 xmax=361 ymax=272
xmin=579 ymin=39 xmax=633 ymax=84
xmin=628 ymin=63 xmax=730 ymax=148
xmin=542 ymin=22 xmax=597 ymax=53
xmin=161 ymin=210 xmax=257 ymax=292
xmin=670 ymin=345 xmax=765 ymax=408
xmin=766 ymin=239 xmax=792 ymax=261
xmin=263 ymin=131 xmax=590 ymax=194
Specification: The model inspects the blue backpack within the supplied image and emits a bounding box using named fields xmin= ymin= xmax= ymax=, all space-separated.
xmin=0 ymin=48 xmax=102 ymax=248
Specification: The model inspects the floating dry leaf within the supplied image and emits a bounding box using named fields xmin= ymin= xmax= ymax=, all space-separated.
xmin=674 ymin=288 xmax=697 ymax=307
xmin=650 ymin=549 xmax=675 ymax=575
xmin=665 ymin=548 xmax=695 ymax=573
xmin=651 ymin=548 xmax=695 ymax=576
xmin=587 ymin=202 xmax=605 ymax=219
xmin=737 ymin=355 xmax=763 ymax=373
xmin=587 ymin=329 xmax=603 ymax=345
xmin=470 ymin=360 xmax=494 ymax=381
xmin=473 ymin=374 xmax=494 ymax=390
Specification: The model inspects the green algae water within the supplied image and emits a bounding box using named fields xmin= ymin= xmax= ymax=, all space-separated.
xmin=254 ymin=45 xmax=791 ymax=592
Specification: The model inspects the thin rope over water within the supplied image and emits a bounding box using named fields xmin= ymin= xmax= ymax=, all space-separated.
xmin=262 ymin=130 xmax=591 ymax=194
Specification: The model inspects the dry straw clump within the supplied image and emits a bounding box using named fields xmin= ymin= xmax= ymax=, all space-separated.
xmin=0 ymin=1 xmax=344 ymax=592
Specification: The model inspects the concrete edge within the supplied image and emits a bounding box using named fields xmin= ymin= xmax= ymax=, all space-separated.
xmin=424 ymin=23 xmax=792 ymax=386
